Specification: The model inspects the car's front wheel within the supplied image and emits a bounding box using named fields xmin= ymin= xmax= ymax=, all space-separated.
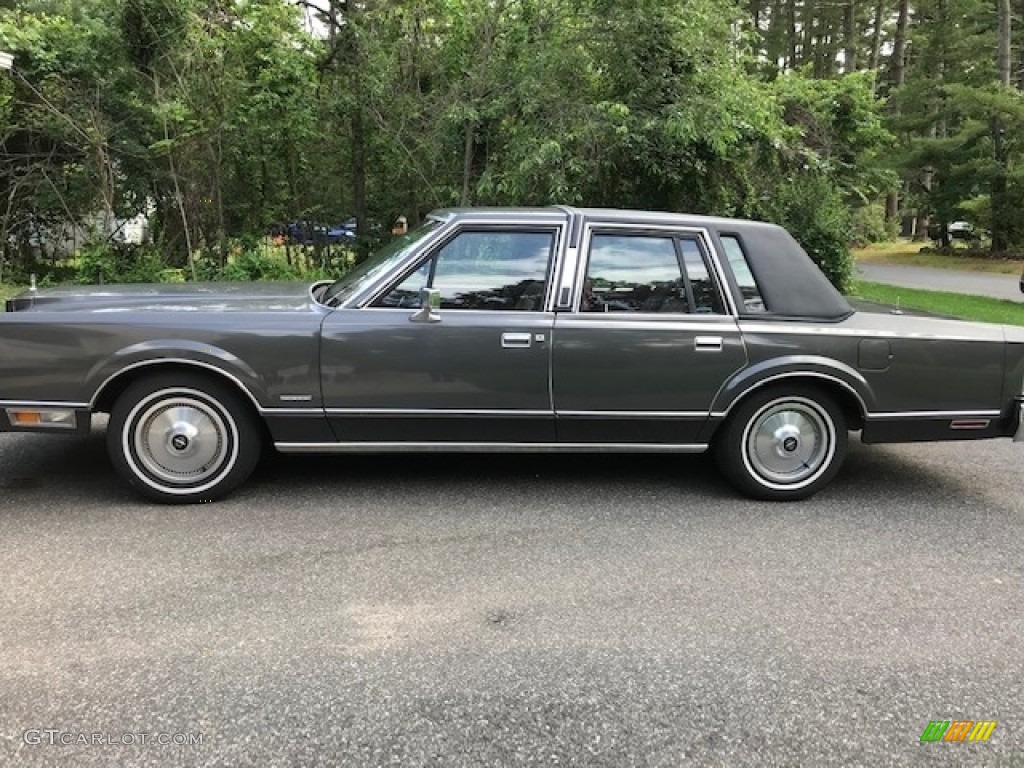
xmin=107 ymin=373 xmax=262 ymax=503
xmin=714 ymin=385 xmax=847 ymax=501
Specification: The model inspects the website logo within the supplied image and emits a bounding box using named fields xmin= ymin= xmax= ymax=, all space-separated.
xmin=920 ymin=720 xmax=997 ymax=743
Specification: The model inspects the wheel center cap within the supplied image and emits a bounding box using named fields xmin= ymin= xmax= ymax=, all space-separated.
xmin=171 ymin=434 xmax=189 ymax=452
xmin=783 ymin=436 xmax=799 ymax=453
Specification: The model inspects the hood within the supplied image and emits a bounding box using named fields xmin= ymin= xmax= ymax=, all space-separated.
xmin=5 ymin=282 xmax=319 ymax=314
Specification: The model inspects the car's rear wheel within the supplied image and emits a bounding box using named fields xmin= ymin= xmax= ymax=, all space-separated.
xmin=714 ymin=385 xmax=847 ymax=501
xmin=107 ymin=372 xmax=261 ymax=503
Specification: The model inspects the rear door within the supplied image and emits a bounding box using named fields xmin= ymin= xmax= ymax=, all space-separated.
xmin=552 ymin=225 xmax=747 ymax=445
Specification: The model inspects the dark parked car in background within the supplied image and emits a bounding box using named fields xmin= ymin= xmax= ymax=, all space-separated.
xmin=2 ymin=207 xmax=1023 ymax=503
xmin=274 ymin=220 xmax=355 ymax=246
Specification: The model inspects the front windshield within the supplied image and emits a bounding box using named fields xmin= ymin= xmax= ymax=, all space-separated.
xmin=321 ymin=219 xmax=442 ymax=307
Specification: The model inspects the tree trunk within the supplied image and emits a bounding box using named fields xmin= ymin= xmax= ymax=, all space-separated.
xmin=868 ymin=0 xmax=883 ymax=74
xmin=998 ymin=0 xmax=1012 ymax=87
xmin=210 ymin=135 xmax=227 ymax=271
xmin=461 ymin=121 xmax=475 ymax=206
xmin=787 ymin=0 xmax=798 ymax=68
xmin=844 ymin=0 xmax=858 ymax=74
xmin=749 ymin=0 xmax=762 ymax=29
xmin=1019 ymin=0 xmax=1024 ymax=89
xmin=992 ymin=0 xmax=1012 ymax=252
xmin=885 ymin=0 xmax=910 ymax=223
xmin=351 ymin=103 xmax=368 ymax=260
xmin=891 ymin=0 xmax=909 ymax=88
xmin=156 ymin=73 xmax=196 ymax=278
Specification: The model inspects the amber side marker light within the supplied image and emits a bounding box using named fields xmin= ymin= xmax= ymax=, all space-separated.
xmin=5 ymin=408 xmax=76 ymax=429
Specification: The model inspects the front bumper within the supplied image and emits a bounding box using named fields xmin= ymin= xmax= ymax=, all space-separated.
xmin=0 ymin=406 xmax=91 ymax=435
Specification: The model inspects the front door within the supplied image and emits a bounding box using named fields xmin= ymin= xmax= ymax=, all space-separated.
xmin=319 ymin=227 xmax=560 ymax=444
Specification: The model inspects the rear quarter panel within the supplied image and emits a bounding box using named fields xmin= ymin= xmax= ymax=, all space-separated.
xmin=732 ymin=312 xmax=1006 ymax=415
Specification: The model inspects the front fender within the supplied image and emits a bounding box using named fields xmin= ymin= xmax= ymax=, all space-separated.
xmin=86 ymin=340 xmax=270 ymax=411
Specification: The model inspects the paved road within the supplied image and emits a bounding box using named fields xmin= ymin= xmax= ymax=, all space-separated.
xmin=2 ymin=429 xmax=1023 ymax=767
xmin=858 ymin=263 xmax=1024 ymax=303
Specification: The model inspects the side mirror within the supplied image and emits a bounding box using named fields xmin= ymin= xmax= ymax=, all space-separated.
xmin=409 ymin=287 xmax=441 ymax=324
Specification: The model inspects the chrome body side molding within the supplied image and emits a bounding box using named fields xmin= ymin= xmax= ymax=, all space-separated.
xmin=275 ymin=441 xmax=710 ymax=454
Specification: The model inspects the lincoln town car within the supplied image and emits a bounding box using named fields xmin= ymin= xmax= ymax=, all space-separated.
xmin=2 ymin=207 xmax=1022 ymax=502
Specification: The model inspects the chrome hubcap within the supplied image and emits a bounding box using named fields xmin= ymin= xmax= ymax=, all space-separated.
xmin=133 ymin=397 xmax=230 ymax=485
xmin=745 ymin=399 xmax=832 ymax=487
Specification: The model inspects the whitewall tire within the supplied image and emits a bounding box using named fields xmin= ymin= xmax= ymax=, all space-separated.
xmin=107 ymin=373 xmax=262 ymax=503
xmin=715 ymin=385 xmax=848 ymax=501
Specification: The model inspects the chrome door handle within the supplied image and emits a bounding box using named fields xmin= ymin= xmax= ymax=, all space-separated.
xmin=694 ymin=336 xmax=723 ymax=352
xmin=501 ymin=332 xmax=532 ymax=349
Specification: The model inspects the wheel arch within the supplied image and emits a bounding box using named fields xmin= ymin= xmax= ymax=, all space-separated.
xmin=91 ymin=358 xmax=265 ymax=417
xmin=706 ymin=369 xmax=869 ymax=443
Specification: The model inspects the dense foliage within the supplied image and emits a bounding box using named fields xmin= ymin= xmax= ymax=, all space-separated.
xmin=1 ymin=0 xmax=1021 ymax=291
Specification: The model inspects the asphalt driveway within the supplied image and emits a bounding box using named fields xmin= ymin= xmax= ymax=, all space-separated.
xmin=1 ymin=428 xmax=1023 ymax=767
xmin=858 ymin=263 xmax=1024 ymax=302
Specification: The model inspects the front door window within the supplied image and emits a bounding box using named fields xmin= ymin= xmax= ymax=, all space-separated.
xmin=376 ymin=230 xmax=555 ymax=311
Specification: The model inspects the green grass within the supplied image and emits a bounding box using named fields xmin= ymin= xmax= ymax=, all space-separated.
xmin=854 ymin=240 xmax=1024 ymax=275
xmin=0 ymin=284 xmax=20 ymax=309
xmin=851 ymin=280 xmax=1024 ymax=326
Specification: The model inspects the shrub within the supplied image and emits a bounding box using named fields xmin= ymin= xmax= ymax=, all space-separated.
xmin=76 ymin=242 xmax=168 ymax=284
xmin=850 ymin=203 xmax=892 ymax=246
xmin=757 ymin=175 xmax=854 ymax=292
xmin=221 ymin=249 xmax=300 ymax=281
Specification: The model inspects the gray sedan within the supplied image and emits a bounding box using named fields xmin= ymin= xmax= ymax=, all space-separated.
xmin=2 ymin=207 xmax=1022 ymax=503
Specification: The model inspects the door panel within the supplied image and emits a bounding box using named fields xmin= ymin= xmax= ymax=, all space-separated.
xmin=320 ymin=310 xmax=554 ymax=442
xmin=552 ymin=315 xmax=746 ymax=443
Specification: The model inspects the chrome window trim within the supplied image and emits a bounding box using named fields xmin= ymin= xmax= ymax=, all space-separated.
xmin=555 ymin=246 xmax=580 ymax=310
xmin=553 ymin=316 xmax=741 ymax=330
xmin=275 ymin=441 xmax=710 ymax=454
xmin=335 ymin=307 xmax=556 ymax=320
xmin=574 ymin=222 xmax=738 ymax=316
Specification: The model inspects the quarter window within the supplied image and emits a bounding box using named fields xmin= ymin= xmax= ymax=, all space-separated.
xmin=720 ymin=235 xmax=766 ymax=313
xmin=376 ymin=230 xmax=554 ymax=311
